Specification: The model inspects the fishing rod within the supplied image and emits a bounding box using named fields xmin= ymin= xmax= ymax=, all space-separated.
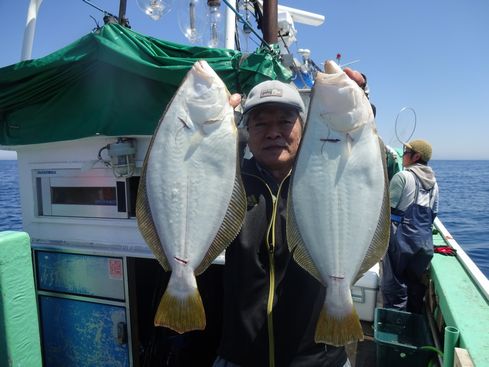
xmin=81 ymin=0 xmax=130 ymax=27
xmin=81 ymin=0 xmax=117 ymax=18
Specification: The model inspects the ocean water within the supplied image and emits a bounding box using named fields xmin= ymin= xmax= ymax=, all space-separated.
xmin=430 ymin=160 xmax=489 ymax=277
xmin=0 ymin=160 xmax=22 ymax=231
xmin=0 ymin=159 xmax=488 ymax=277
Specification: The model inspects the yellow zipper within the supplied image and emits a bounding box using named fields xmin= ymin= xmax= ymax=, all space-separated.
xmin=243 ymin=172 xmax=289 ymax=367
xmin=266 ymin=194 xmax=277 ymax=367
xmin=265 ymin=177 xmax=288 ymax=367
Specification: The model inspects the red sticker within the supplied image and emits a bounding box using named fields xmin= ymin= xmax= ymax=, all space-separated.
xmin=108 ymin=258 xmax=123 ymax=280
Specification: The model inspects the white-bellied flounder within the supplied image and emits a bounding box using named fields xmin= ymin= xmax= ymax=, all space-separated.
xmin=136 ymin=60 xmax=246 ymax=333
xmin=287 ymin=60 xmax=389 ymax=346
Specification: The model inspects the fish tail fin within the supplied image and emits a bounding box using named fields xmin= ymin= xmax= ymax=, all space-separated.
xmin=315 ymin=280 xmax=364 ymax=346
xmin=315 ymin=304 xmax=363 ymax=346
xmin=154 ymin=286 xmax=206 ymax=333
xmin=154 ymin=270 xmax=206 ymax=333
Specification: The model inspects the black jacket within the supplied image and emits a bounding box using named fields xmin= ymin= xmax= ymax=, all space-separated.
xmin=218 ymin=158 xmax=347 ymax=367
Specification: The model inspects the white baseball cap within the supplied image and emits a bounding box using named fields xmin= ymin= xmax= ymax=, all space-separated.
xmin=243 ymin=80 xmax=305 ymax=122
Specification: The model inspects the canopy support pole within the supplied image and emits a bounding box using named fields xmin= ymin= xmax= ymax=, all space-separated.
xmin=262 ymin=0 xmax=277 ymax=44
xmin=21 ymin=0 xmax=43 ymax=61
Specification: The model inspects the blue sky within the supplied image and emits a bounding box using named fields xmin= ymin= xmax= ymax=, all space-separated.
xmin=1 ymin=0 xmax=488 ymax=160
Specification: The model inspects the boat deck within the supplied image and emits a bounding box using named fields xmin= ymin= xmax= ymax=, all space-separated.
xmin=346 ymin=321 xmax=377 ymax=367
xmin=348 ymin=221 xmax=489 ymax=367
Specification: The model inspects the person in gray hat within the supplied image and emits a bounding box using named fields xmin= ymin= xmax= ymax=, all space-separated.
xmin=213 ymin=74 xmax=369 ymax=367
xmin=381 ymin=139 xmax=439 ymax=313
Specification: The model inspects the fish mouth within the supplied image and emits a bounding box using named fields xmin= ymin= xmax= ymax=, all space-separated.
xmin=192 ymin=61 xmax=215 ymax=89
xmin=194 ymin=60 xmax=212 ymax=75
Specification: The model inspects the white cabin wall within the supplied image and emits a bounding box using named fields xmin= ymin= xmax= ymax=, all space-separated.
xmin=15 ymin=136 xmax=153 ymax=256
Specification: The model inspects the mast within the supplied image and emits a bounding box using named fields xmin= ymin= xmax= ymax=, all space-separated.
xmin=118 ymin=0 xmax=130 ymax=27
xmin=262 ymin=0 xmax=277 ymax=44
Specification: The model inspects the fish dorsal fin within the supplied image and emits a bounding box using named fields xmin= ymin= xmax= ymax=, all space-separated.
xmin=136 ymin=159 xmax=171 ymax=272
xmin=353 ymin=137 xmax=390 ymax=283
xmin=135 ymin=79 xmax=182 ymax=273
xmin=286 ymin=190 xmax=322 ymax=283
xmin=195 ymin=162 xmax=247 ymax=275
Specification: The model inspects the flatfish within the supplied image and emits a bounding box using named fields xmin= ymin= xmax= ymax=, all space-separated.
xmin=136 ymin=60 xmax=246 ymax=333
xmin=287 ymin=60 xmax=389 ymax=346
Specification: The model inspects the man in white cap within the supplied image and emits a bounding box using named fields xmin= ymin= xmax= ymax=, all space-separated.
xmin=381 ymin=139 xmax=439 ymax=313
xmin=214 ymin=71 xmax=369 ymax=367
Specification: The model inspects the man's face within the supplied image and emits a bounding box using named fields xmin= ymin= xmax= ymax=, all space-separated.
xmin=247 ymin=104 xmax=302 ymax=174
xmin=402 ymin=147 xmax=420 ymax=167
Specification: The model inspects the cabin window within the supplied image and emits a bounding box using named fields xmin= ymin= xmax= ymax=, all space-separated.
xmin=51 ymin=187 xmax=117 ymax=206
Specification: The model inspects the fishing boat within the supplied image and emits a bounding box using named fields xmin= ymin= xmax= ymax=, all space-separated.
xmin=1 ymin=1 xmax=488 ymax=366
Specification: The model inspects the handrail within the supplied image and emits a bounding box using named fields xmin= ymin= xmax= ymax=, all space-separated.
xmin=434 ymin=217 xmax=489 ymax=301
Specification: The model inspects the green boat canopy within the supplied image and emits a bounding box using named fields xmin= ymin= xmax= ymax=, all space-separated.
xmin=0 ymin=23 xmax=291 ymax=146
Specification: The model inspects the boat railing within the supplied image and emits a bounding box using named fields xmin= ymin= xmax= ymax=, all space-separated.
xmin=434 ymin=217 xmax=489 ymax=301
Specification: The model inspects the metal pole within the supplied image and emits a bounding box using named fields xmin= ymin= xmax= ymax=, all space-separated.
xmin=224 ymin=0 xmax=236 ymax=49
xmin=118 ymin=0 xmax=127 ymax=25
xmin=262 ymin=0 xmax=277 ymax=44
xmin=222 ymin=0 xmax=270 ymax=49
xmin=21 ymin=0 xmax=43 ymax=61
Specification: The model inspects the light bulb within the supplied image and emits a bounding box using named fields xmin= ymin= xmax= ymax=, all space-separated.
xmin=237 ymin=0 xmax=255 ymax=53
xmin=178 ymin=0 xmax=206 ymax=44
xmin=204 ymin=0 xmax=222 ymax=48
xmin=137 ymin=0 xmax=173 ymax=21
xmin=107 ymin=138 xmax=136 ymax=178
